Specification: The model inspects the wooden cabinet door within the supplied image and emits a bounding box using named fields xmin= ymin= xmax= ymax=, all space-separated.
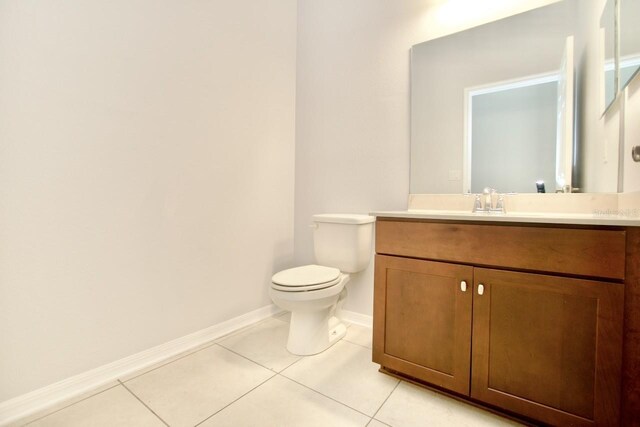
xmin=373 ymin=254 xmax=473 ymax=395
xmin=471 ymin=268 xmax=624 ymax=426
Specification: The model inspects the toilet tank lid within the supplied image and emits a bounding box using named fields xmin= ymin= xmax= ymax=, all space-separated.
xmin=312 ymin=214 xmax=375 ymax=225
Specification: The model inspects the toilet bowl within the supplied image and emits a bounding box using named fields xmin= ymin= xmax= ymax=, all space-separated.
xmin=270 ymin=214 xmax=375 ymax=356
xmin=270 ymin=265 xmax=350 ymax=355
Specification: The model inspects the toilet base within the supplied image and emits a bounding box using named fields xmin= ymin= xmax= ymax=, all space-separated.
xmin=287 ymin=312 xmax=347 ymax=356
xmin=270 ymin=274 xmax=350 ymax=356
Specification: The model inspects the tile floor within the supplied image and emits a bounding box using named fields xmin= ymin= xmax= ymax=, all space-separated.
xmin=15 ymin=313 xmax=524 ymax=427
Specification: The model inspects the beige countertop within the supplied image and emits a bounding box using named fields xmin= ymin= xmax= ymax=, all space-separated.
xmin=371 ymin=192 xmax=640 ymax=226
xmin=370 ymin=209 xmax=640 ymax=226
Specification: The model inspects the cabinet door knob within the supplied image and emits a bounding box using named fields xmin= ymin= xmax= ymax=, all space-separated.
xmin=460 ymin=281 xmax=467 ymax=292
xmin=478 ymin=283 xmax=485 ymax=295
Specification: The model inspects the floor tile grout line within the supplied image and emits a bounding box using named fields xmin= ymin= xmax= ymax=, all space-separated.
xmin=214 ymin=342 xmax=300 ymax=374
xmin=118 ymin=380 xmax=170 ymax=427
xmin=370 ymin=379 xmax=401 ymax=422
xmin=19 ymin=319 xmax=374 ymax=426
xmin=216 ymin=318 xmax=370 ymax=374
xmin=279 ymin=340 xmax=352 ymax=375
xmin=278 ymin=353 xmax=306 ymax=372
xmin=277 ymin=372 xmax=378 ymax=420
xmin=216 ymin=316 xmax=285 ymax=342
xmin=367 ymin=418 xmax=392 ymax=427
xmin=121 ymin=316 xmax=281 ymax=384
xmin=341 ymin=338 xmax=372 ymax=350
xmin=193 ymin=373 xmax=278 ymax=427
xmin=120 ymin=331 xmax=281 ymax=427
xmin=120 ymin=340 xmax=219 ymax=384
xmin=20 ymin=383 xmax=122 ymax=426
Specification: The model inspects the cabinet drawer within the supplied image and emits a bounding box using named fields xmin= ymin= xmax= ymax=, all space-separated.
xmin=375 ymin=219 xmax=626 ymax=280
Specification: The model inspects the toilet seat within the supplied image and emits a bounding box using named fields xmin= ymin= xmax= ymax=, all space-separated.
xmin=271 ymin=265 xmax=341 ymax=292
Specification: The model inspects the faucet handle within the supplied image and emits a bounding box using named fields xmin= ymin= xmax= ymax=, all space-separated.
xmin=494 ymin=195 xmax=506 ymax=214
xmin=472 ymin=194 xmax=483 ymax=213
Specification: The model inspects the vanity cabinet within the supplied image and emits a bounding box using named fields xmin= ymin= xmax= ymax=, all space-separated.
xmin=373 ymin=218 xmax=628 ymax=426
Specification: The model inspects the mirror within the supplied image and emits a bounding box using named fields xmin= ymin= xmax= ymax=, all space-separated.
xmin=411 ymin=0 xmax=582 ymax=194
xmin=601 ymin=0 xmax=617 ymax=112
xmin=619 ymin=0 xmax=640 ymax=90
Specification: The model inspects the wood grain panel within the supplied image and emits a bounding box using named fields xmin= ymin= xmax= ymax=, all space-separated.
xmin=622 ymin=227 xmax=640 ymax=426
xmin=375 ymin=219 xmax=626 ymax=280
xmin=385 ymin=269 xmax=455 ymax=374
xmin=372 ymin=255 xmax=473 ymax=395
xmin=486 ymin=282 xmax=596 ymax=418
xmin=471 ymin=268 xmax=623 ymax=426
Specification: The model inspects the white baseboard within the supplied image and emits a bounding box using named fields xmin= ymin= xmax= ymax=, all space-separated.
xmin=341 ymin=310 xmax=373 ymax=328
xmin=0 ymin=304 xmax=281 ymax=426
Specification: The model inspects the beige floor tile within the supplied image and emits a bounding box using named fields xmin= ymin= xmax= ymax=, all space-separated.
xmin=217 ymin=318 xmax=301 ymax=372
xmin=118 ymin=340 xmax=217 ymax=382
xmin=281 ymin=340 xmax=399 ymax=416
xmin=26 ymin=385 xmax=163 ymax=427
xmin=124 ymin=344 xmax=274 ymax=427
xmin=375 ymin=381 xmax=524 ymax=427
xmin=213 ymin=316 xmax=281 ymax=343
xmin=199 ymin=375 xmax=370 ymax=427
xmin=273 ymin=311 xmax=291 ymax=323
xmin=120 ymin=316 xmax=282 ymax=383
xmin=344 ymin=324 xmax=372 ymax=349
xmin=15 ymin=315 xmax=531 ymax=427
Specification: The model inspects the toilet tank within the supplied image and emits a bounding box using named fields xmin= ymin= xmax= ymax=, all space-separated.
xmin=312 ymin=214 xmax=375 ymax=273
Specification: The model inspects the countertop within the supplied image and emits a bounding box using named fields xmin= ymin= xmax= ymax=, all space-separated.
xmin=370 ymin=209 xmax=640 ymax=227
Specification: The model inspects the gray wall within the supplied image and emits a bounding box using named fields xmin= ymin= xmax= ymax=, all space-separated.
xmin=0 ymin=0 xmax=296 ymax=401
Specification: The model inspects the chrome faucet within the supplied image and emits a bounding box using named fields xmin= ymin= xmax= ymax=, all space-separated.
xmin=483 ymin=187 xmax=495 ymax=210
xmin=472 ymin=187 xmax=506 ymax=214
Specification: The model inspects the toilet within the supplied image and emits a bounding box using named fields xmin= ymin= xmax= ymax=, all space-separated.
xmin=270 ymin=214 xmax=375 ymax=355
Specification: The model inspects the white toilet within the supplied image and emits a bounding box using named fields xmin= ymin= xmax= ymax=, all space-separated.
xmin=270 ymin=214 xmax=375 ymax=356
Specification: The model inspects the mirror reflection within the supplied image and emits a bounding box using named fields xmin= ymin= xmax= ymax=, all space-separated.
xmin=601 ymin=0 xmax=617 ymax=112
xmin=619 ymin=0 xmax=640 ymax=90
xmin=411 ymin=0 xmax=581 ymax=194
xmin=468 ymin=78 xmax=559 ymax=193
